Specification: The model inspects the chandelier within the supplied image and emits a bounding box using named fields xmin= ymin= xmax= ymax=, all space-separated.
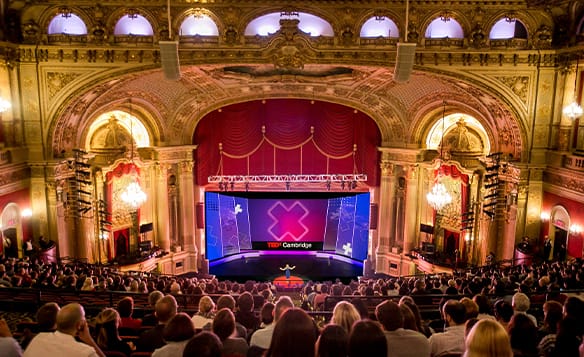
xmin=426 ymin=182 xmax=452 ymax=210
xmin=121 ymin=98 xmax=147 ymax=209
xmin=427 ymin=101 xmax=452 ymax=211
xmin=121 ymin=181 xmax=147 ymax=209
xmin=563 ymin=55 xmax=583 ymax=120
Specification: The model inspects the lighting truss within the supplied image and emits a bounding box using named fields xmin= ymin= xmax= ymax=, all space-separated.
xmin=208 ymin=174 xmax=367 ymax=184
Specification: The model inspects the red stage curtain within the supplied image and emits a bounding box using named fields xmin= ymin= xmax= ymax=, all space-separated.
xmin=194 ymin=99 xmax=381 ymax=185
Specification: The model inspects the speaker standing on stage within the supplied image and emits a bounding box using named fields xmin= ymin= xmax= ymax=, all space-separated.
xmin=279 ymin=264 xmax=296 ymax=280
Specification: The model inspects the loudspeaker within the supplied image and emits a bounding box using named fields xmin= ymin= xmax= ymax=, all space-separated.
xmin=393 ymin=42 xmax=417 ymax=83
xmin=196 ymin=202 xmax=205 ymax=229
xmin=159 ymin=40 xmax=181 ymax=80
xmin=369 ymin=203 xmax=378 ymax=230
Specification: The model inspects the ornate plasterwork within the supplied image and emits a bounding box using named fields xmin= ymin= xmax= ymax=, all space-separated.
xmin=495 ymin=76 xmax=530 ymax=104
xmin=46 ymin=72 xmax=81 ymax=99
xmin=545 ymin=171 xmax=584 ymax=196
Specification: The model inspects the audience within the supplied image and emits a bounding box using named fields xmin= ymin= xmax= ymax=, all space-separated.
xmin=428 ymin=299 xmax=467 ymax=357
xmin=135 ymin=295 xmax=177 ymax=352
xmin=212 ymin=308 xmax=248 ymax=357
xmin=265 ymin=309 xmax=318 ymax=357
xmin=117 ymin=296 xmax=142 ymax=331
xmin=348 ymin=320 xmax=387 ymax=357
xmin=315 ymin=324 xmax=348 ymax=357
xmin=250 ymin=296 xmax=293 ymax=351
xmin=375 ymin=300 xmax=430 ymax=357
xmin=191 ymin=295 xmax=215 ymax=329
xmin=216 ymin=294 xmax=247 ymax=339
xmin=142 ymin=290 xmax=164 ymax=326
xmin=507 ymin=313 xmax=538 ymax=357
xmin=183 ymin=331 xmax=222 ymax=357
xmin=1 ymin=255 xmax=584 ymax=357
xmin=512 ymin=293 xmax=538 ymax=327
xmin=24 ymin=302 xmax=105 ymax=357
xmin=463 ymin=319 xmax=512 ymax=357
xmin=330 ymin=301 xmax=361 ymax=334
xmin=235 ymin=291 xmax=259 ymax=333
xmin=94 ymin=308 xmax=133 ymax=356
xmin=0 ymin=319 xmax=22 ymax=357
xmin=152 ymin=313 xmax=195 ymax=357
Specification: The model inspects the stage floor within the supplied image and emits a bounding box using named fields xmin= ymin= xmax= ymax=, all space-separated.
xmin=209 ymin=252 xmax=363 ymax=284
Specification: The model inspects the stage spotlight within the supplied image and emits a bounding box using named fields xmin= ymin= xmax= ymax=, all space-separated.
xmin=285 ymin=181 xmax=290 ymax=191
xmin=326 ymin=180 xmax=331 ymax=191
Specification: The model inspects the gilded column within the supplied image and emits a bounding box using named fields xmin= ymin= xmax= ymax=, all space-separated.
xmin=155 ymin=163 xmax=171 ymax=251
xmin=375 ymin=153 xmax=395 ymax=273
xmin=402 ymin=164 xmax=420 ymax=254
xmin=179 ymin=159 xmax=196 ymax=253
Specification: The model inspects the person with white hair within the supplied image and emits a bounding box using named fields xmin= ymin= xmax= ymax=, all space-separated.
xmin=511 ymin=292 xmax=537 ymax=327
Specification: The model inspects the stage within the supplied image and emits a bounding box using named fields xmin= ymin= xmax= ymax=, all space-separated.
xmin=208 ymin=251 xmax=364 ymax=284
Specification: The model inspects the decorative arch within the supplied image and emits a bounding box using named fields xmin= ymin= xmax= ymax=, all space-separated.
xmin=360 ymin=16 xmax=400 ymax=38
xmin=85 ymin=110 xmax=151 ymax=151
xmin=489 ymin=18 xmax=528 ymax=39
xmin=47 ymin=13 xmax=88 ymax=35
xmin=107 ymin=8 xmax=157 ymax=36
xmin=178 ymin=11 xmax=221 ymax=36
xmin=114 ymin=14 xmax=154 ymax=36
xmin=244 ymin=12 xmax=334 ymax=36
xmin=424 ymin=17 xmax=465 ymax=38
xmin=193 ymin=99 xmax=381 ymax=187
xmin=426 ymin=113 xmax=491 ymax=155
xmin=1 ymin=203 xmax=25 ymax=258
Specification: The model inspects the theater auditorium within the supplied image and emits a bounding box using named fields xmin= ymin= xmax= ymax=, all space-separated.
xmin=0 ymin=1 xmax=583 ymax=356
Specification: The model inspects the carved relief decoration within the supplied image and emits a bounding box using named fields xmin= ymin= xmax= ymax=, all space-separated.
xmin=46 ymin=72 xmax=82 ymax=99
xmin=495 ymin=76 xmax=529 ymax=104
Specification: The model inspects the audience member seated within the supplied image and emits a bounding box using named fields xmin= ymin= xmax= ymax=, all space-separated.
xmin=330 ymin=301 xmax=361 ymax=334
xmin=464 ymin=319 xmax=512 ymax=357
xmin=215 ymin=295 xmax=247 ymax=339
xmin=191 ymin=296 xmax=215 ymax=330
xmin=250 ymin=296 xmax=293 ymax=351
xmin=376 ymin=300 xmax=430 ymax=357
xmin=348 ymin=319 xmax=387 ymax=357
xmin=235 ymin=292 xmax=259 ymax=334
xmin=152 ymin=312 xmax=195 ymax=357
xmin=507 ymin=313 xmax=538 ymax=357
xmin=552 ymin=296 xmax=584 ymax=357
xmin=182 ymin=331 xmax=222 ymax=357
xmin=19 ymin=302 xmax=60 ymax=350
xmin=511 ymin=293 xmax=537 ymax=327
xmin=94 ymin=308 xmax=133 ymax=356
xmin=537 ymin=301 xmax=563 ymax=357
xmin=493 ymin=299 xmax=514 ymax=330
xmin=117 ymin=297 xmax=142 ymax=333
xmin=135 ymin=295 xmax=177 ymax=352
xmin=24 ymin=303 xmax=105 ymax=357
xmin=428 ymin=299 xmax=467 ymax=357
xmin=142 ymin=291 xmax=164 ymax=327
xmin=212 ymin=308 xmax=248 ymax=357
xmin=0 ymin=318 xmax=23 ymax=357
xmin=265 ymin=309 xmax=318 ymax=357
xmin=315 ymin=324 xmax=348 ymax=357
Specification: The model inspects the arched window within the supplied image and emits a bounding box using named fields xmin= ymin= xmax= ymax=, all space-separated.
xmin=426 ymin=113 xmax=490 ymax=155
xmin=86 ymin=110 xmax=151 ymax=150
xmin=180 ymin=14 xmax=219 ymax=36
xmin=48 ymin=13 xmax=87 ymax=35
xmin=244 ymin=12 xmax=333 ymax=36
xmin=489 ymin=18 xmax=528 ymax=39
xmin=360 ymin=17 xmax=399 ymax=38
xmin=114 ymin=14 xmax=154 ymax=36
xmin=425 ymin=17 xmax=464 ymax=39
